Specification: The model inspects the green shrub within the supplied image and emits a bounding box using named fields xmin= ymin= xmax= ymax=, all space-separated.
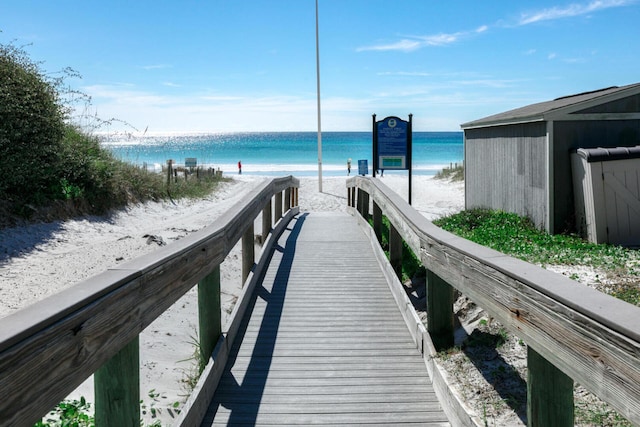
xmin=434 ymin=208 xmax=640 ymax=305
xmin=0 ymin=41 xmax=229 ymax=226
xmin=0 ymin=42 xmax=65 ymax=203
xmin=434 ymin=163 xmax=464 ymax=181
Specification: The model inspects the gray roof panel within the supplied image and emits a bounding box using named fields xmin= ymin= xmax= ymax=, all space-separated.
xmin=461 ymin=83 xmax=640 ymax=129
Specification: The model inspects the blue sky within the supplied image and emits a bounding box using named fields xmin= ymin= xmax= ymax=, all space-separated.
xmin=2 ymin=0 xmax=639 ymax=133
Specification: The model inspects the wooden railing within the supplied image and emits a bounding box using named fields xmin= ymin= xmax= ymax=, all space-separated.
xmin=347 ymin=176 xmax=640 ymax=427
xmin=0 ymin=176 xmax=299 ymax=427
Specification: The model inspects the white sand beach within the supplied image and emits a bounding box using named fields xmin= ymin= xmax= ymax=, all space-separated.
xmin=0 ymin=174 xmax=464 ymax=425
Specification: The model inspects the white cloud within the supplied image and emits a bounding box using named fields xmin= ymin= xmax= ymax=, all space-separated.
xmin=77 ymin=84 xmax=332 ymax=132
xmin=139 ymin=64 xmax=172 ymax=70
xmin=356 ymin=38 xmax=424 ymax=52
xmin=357 ymin=22 xmax=490 ymax=53
xmin=518 ymin=0 xmax=635 ymax=25
xmin=357 ymin=1 xmax=634 ymax=54
xmin=377 ymin=71 xmax=431 ymax=77
xmin=453 ymin=79 xmax=522 ymax=88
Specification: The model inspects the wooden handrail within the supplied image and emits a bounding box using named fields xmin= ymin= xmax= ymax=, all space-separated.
xmin=0 ymin=176 xmax=299 ymax=427
xmin=347 ymin=175 xmax=640 ymax=426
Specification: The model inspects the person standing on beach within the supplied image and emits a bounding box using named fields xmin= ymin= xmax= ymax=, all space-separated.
xmin=238 ymin=160 xmax=242 ymax=174
xmin=347 ymin=158 xmax=351 ymax=175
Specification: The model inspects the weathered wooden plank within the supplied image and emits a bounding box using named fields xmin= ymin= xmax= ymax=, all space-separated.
xmin=226 ymin=359 xmax=427 ymax=372
xmin=208 ymin=411 xmax=448 ymax=425
xmin=203 ymin=213 xmax=447 ymax=425
xmin=235 ymin=338 xmax=418 ymax=350
xmin=208 ymin=391 xmax=438 ymax=405
xmin=235 ymin=335 xmax=414 ymax=345
xmin=347 ymin=175 xmax=640 ymax=425
xmin=0 ymin=177 xmax=299 ymax=427
xmin=226 ymin=368 xmax=431 ymax=379
xmin=176 ymin=207 xmax=300 ymax=427
xmin=218 ymin=375 xmax=431 ymax=388
xmin=210 ymin=402 xmax=442 ymax=414
xmin=234 ymin=348 xmax=424 ymax=358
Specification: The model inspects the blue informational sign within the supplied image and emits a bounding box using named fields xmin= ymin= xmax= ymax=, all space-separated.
xmin=376 ymin=117 xmax=409 ymax=170
xmin=358 ymin=159 xmax=368 ymax=176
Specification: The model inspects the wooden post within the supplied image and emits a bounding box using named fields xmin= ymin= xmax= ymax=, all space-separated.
xmin=373 ymin=201 xmax=382 ymax=244
xmin=262 ymin=199 xmax=272 ymax=244
xmin=198 ymin=266 xmax=221 ymax=362
xmin=389 ymin=223 xmax=403 ymax=281
xmin=95 ymin=336 xmax=140 ymax=426
xmin=285 ymin=187 xmax=291 ymax=212
xmin=362 ymin=191 xmax=370 ymax=221
xmin=166 ymin=160 xmax=173 ymax=186
xmin=351 ymin=186 xmax=356 ymax=207
xmin=347 ymin=187 xmax=352 ymax=207
xmin=242 ymin=223 xmax=255 ymax=285
xmin=426 ymin=270 xmax=455 ymax=351
xmin=527 ymin=347 xmax=574 ymax=427
xmin=275 ymin=192 xmax=283 ymax=222
xmin=357 ymin=188 xmax=363 ymax=217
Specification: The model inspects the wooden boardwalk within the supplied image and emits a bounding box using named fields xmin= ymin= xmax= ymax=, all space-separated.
xmin=202 ymin=212 xmax=449 ymax=426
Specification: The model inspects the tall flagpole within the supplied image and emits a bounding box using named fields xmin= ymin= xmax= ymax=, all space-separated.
xmin=315 ymin=0 xmax=323 ymax=192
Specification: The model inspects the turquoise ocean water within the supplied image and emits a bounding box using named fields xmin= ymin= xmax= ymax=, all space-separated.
xmin=101 ymin=132 xmax=463 ymax=177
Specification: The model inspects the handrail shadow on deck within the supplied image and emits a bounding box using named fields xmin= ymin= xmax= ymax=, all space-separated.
xmin=203 ymin=213 xmax=307 ymax=425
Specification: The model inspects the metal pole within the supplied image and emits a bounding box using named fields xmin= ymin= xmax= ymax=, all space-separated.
xmin=372 ymin=114 xmax=377 ymax=178
xmin=408 ymin=113 xmax=413 ymax=205
xmin=315 ymin=0 xmax=323 ymax=192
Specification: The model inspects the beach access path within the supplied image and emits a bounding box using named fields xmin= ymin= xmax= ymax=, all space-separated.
xmin=202 ymin=212 xmax=449 ymax=426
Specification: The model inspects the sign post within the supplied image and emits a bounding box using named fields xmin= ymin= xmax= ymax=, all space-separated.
xmin=373 ymin=114 xmax=413 ymax=204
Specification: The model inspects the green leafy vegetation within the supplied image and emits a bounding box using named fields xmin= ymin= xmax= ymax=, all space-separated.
xmin=0 ymin=41 xmax=228 ymax=227
xmin=0 ymin=42 xmax=65 ymax=206
xmin=433 ymin=209 xmax=640 ymax=306
xmin=34 ymin=397 xmax=94 ymax=427
xmin=370 ymin=214 xmax=424 ymax=282
xmin=4 ymin=40 xmax=230 ymax=426
xmin=140 ymin=389 xmax=181 ymax=425
xmin=390 ymin=203 xmax=636 ymax=425
xmin=34 ymin=392 xmax=182 ymax=427
xmin=434 ymin=162 xmax=464 ymax=181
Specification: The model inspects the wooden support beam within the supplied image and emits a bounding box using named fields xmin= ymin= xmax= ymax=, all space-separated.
xmin=389 ymin=223 xmax=403 ymax=282
xmin=527 ymin=346 xmax=574 ymax=427
xmin=198 ymin=266 xmax=221 ymax=361
xmin=373 ymin=201 xmax=382 ymax=243
xmin=242 ymin=223 xmax=255 ymax=285
xmin=426 ymin=270 xmax=455 ymax=351
xmin=362 ymin=191 xmax=370 ymax=221
xmin=275 ymin=192 xmax=283 ymax=221
xmin=284 ymin=187 xmax=291 ymax=212
xmin=262 ymin=200 xmax=272 ymax=243
xmin=94 ymin=336 xmax=140 ymax=427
